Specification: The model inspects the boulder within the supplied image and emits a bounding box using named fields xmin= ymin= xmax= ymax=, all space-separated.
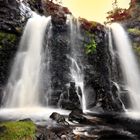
xmin=50 ymin=112 xmax=69 ymax=126
xmin=68 ymin=109 xmax=87 ymax=123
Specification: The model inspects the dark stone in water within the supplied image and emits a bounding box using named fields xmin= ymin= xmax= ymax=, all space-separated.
xmin=59 ymin=82 xmax=81 ymax=110
xmin=50 ymin=112 xmax=69 ymax=126
xmin=97 ymin=130 xmax=137 ymax=140
xmin=120 ymin=90 xmax=132 ymax=109
xmin=68 ymin=109 xmax=88 ymax=123
xmin=111 ymin=82 xmax=125 ymax=112
xmin=68 ymin=82 xmax=81 ymax=107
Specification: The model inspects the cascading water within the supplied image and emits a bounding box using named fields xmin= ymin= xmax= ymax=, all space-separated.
xmin=3 ymin=13 xmax=51 ymax=108
xmin=111 ymin=23 xmax=140 ymax=111
xmin=67 ymin=15 xmax=87 ymax=111
xmin=108 ymin=28 xmax=115 ymax=61
xmin=19 ymin=0 xmax=32 ymax=19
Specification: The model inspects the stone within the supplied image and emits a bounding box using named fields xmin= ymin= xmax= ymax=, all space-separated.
xmin=59 ymin=82 xmax=81 ymax=110
xmin=50 ymin=112 xmax=69 ymax=126
xmin=68 ymin=109 xmax=88 ymax=123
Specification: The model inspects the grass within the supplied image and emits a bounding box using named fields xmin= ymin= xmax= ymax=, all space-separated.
xmin=0 ymin=121 xmax=36 ymax=140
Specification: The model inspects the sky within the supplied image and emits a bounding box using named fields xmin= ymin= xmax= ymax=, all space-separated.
xmin=61 ymin=0 xmax=131 ymax=23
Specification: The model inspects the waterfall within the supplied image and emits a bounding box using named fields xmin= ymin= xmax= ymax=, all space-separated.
xmin=3 ymin=14 xmax=51 ymax=108
xmin=18 ymin=0 xmax=33 ymax=20
xmin=67 ymin=15 xmax=87 ymax=111
xmin=111 ymin=23 xmax=140 ymax=111
xmin=108 ymin=28 xmax=115 ymax=60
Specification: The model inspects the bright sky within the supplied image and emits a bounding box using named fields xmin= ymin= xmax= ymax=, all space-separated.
xmin=62 ymin=0 xmax=130 ymax=23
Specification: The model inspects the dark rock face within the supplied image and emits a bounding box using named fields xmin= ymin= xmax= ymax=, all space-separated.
xmin=68 ymin=109 xmax=88 ymax=123
xmin=0 ymin=32 xmax=19 ymax=104
xmin=59 ymin=82 xmax=81 ymax=110
xmin=0 ymin=33 xmax=19 ymax=87
xmin=0 ymin=0 xmax=125 ymax=112
xmin=0 ymin=0 xmax=21 ymax=102
xmin=28 ymin=0 xmax=43 ymax=14
xmin=50 ymin=112 xmax=69 ymax=125
xmin=48 ymin=14 xmax=71 ymax=107
xmin=48 ymin=13 xmax=124 ymax=111
xmin=0 ymin=0 xmax=21 ymax=34
xmin=80 ymin=23 xmax=124 ymax=111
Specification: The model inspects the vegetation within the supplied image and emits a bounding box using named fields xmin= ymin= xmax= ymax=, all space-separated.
xmin=128 ymin=28 xmax=140 ymax=36
xmin=0 ymin=121 xmax=36 ymax=140
xmin=0 ymin=32 xmax=17 ymax=44
xmin=106 ymin=0 xmax=140 ymax=23
xmin=133 ymin=43 xmax=140 ymax=53
xmin=0 ymin=32 xmax=17 ymax=49
xmin=79 ymin=18 xmax=104 ymax=32
xmin=106 ymin=0 xmax=130 ymax=23
xmin=86 ymin=38 xmax=97 ymax=54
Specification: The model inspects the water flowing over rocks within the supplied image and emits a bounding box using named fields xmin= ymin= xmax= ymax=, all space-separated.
xmin=0 ymin=0 xmax=126 ymax=112
xmin=1 ymin=1 xmax=140 ymax=139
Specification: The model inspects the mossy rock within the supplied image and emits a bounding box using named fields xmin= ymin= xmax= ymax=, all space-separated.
xmin=128 ymin=28 xmax=140 ymax=36
xmin=0 ymin=121 xmax=36 ymax=140
xmin=0 ymin=32 xmax=17 ymax=44
xmin=133 ymin=43 xmax=140 ymax=55
xmin=85 ymin=38 xmax=97 ymax=54
xmin=84 ymin=32 xmax=97 ymax=55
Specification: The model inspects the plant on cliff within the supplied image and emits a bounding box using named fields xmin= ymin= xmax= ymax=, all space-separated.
xmin=128 ymin=28 xmax=140 ymax=36
xmin=0 ymin=32 xmax=17 ymax=44
xmin=0 ymin=32 xmax=17 ymax=49
xmin=43 ymin=0 xmax=71 ymax=16
xmin=129 ymin=0 xmax=140 ymax=19
xmin=86 ymin=38 xmax=97 ymax=54
xmin=0 ymin=121 xmax=36 ymax=140
xmin=106 ymin=0 xmax=131 ymax=23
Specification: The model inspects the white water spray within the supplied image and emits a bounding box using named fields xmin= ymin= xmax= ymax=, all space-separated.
xmin=111 ymin=23 xmax=140 ymax=111
xmin=3 ymin=14 xmax=51 ymax=108
xmin=67 ymin=15 xmax=87 ymax=111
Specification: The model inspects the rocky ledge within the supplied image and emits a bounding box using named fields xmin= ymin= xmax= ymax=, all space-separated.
xmin=0 ymin=110 xmax=140 ymax=140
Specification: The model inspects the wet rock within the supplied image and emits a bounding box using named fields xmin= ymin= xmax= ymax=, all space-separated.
xmin=36 ymin=125 xmax=47 ymax=140
xmin=0 ymin=0 xmax=127 ymax=112
xmin=97 ymin=129 xmax=137 ymax=140
xmin=0 ymin=0 xmax=21 ymax=34
xmin=120 ymin=91 xmax=132 ymax=108
xmin=36 ymin=124 xmax=74 ymax=140
xmin=111 ymin=82 xmax=125 ymax=111
xmin=59 ymin=82 xmax=81 ymax=110
xmin=0 ymin=32 xmax=19 ymax=94
xmin=68 ymin=109 xmax=88 ymax=123
xmin=28 ymin=0 xmax=43 ymax=14
xmin=50 ymin=112 xmax=69 ymax=126
xmin=68 ymin=82 xmax=81 ymax=108
xmin=43 ymin=0 xmax=71 ymax=17
xmin=48 ymin=14 xmax=70 ymax=107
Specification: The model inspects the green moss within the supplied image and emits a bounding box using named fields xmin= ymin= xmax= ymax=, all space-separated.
xmin=133 ymin=43 xmax=140 ymax=55
xmin=85 ymin=31 xmax=97 ymax=55
xmin=128 ymin=28 xmax=140 ymax=36
xmin=91 ymin=21 xmax=98 ymax=28
xmin=85 ymin=38 xmax=97 ymax=54
xmin=0 ymin=121 xmax=36 ymax=140
xmin=0 ymin=32 xmax=17 ymax=44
